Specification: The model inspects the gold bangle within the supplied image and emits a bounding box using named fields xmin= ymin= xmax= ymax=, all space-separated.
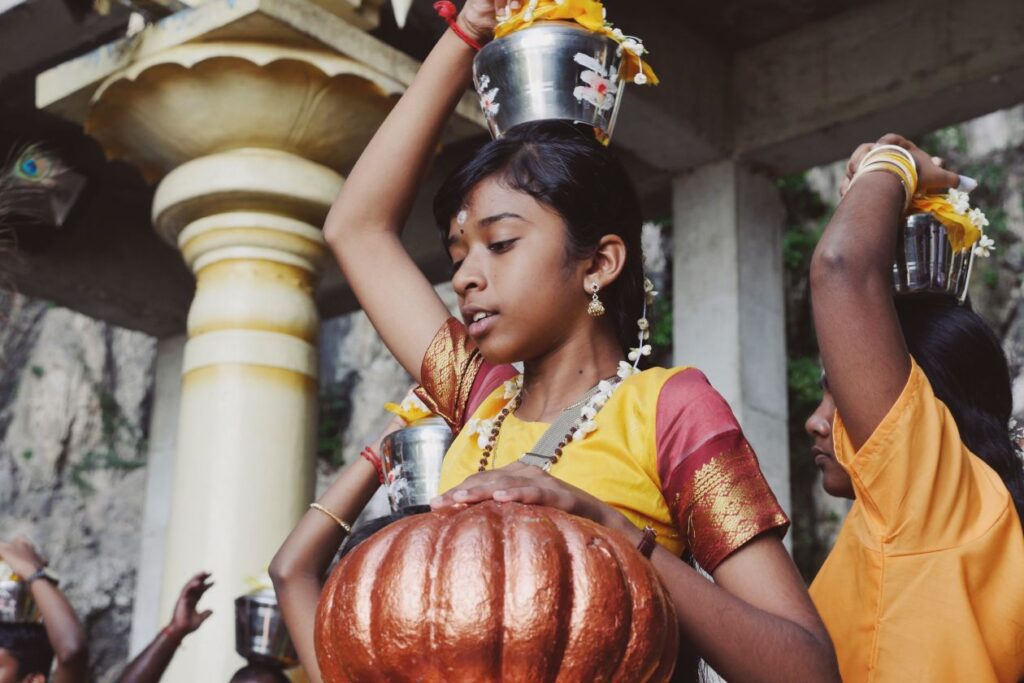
xmin=309 ymin=503 xmax=352 ymax=535
xmin=850 ymin=159 xmax=915 ymax=209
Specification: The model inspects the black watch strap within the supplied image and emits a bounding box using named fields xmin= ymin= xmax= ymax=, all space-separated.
xmin=26 ymin=566 xmax=58 ymax=587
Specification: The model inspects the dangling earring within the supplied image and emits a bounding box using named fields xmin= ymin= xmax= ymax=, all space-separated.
xmin=587 ymin=282 xmax=606 ymax=317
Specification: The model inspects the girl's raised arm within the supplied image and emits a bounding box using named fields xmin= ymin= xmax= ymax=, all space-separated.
xmin=809 ymin=134 xmax=959 ymax=449
xmin=323 ymin=2 xmax=501 ymax=381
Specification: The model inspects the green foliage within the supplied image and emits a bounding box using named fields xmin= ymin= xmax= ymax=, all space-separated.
xmin=783 ymin=220 xmax=824 ymax=273
xmin=959 ymin=161 xmax=1005 ymax=195
xmin=920 ymin=126 xmax=967 ymax=157
xmin=318 ymin=374 xmax=358 ymax=467
xmin=68 ymin=356 xmax=147 ymax=495
xmin=788 ymin=356 xmax=823 ymax=413
xmin=982 ymin=266 xmax=1000 ymax=289
xmin=21 ymin=450 xmax=32 ymax=461
xmin=29 ymin=365 xmax=43 ymax=378
xmin=649 ymin=294 xmax=673 ymax=352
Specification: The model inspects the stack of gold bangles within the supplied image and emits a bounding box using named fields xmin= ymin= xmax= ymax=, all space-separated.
xmin=849 ymin=144 xmax=918 ymax=211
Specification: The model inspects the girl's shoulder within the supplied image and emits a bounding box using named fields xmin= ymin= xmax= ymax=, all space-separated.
xmin=623 ymin=365 xmax=719 ymax=402
xmin=621 ymin=366 xmax=740 ymax=433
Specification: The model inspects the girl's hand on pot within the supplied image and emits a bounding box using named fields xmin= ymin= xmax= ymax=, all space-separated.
xmin=431 ymin=462 xmax=625 ymax=529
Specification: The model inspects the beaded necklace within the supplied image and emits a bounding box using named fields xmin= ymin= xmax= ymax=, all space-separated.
xmin=472 ymin=365 xmax=637 ymax=472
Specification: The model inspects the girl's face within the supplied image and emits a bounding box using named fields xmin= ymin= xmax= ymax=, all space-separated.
xmin=446 ymin=176 xmax=593 ymax=364
xmin=804 ymin=385 xmax=855 ymax=499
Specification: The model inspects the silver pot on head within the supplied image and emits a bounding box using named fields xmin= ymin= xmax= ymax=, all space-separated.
xmin=234 ymin=589 xmax=298 ymax=669
xmin=893 ymin=212 xmax=976 ymax=303
xmin=473 ymin=21 xmax=626 ymax=141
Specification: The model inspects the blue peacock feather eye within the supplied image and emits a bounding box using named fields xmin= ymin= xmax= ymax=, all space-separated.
xmin=20 ymin=159 xmax=39 ymax=177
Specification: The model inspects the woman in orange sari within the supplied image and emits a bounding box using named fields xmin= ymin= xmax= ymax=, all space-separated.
xmin=806 ymin=134 xmax=1024 ymax=681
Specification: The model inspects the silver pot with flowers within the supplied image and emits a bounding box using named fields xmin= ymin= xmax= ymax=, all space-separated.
xmin=892 ymin=212 xmax=977 ymax=303
xmin=473 ymin=21 xmax=627 ymax=140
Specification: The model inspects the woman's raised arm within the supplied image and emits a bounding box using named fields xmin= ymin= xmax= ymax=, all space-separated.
xmin=324 ymin=2 xmax=501 ymax=381
xmin=809 ymin=134 xmax=959 ymax=448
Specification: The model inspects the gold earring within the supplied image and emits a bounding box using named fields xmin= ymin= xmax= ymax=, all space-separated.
xmin=587 ymin=283 xmax=606 ymax=317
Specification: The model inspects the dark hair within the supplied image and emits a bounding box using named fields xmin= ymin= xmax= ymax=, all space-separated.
xmin=0 ymin=623 xmax=54 ymax=678
xmin=229 ymin=662 xmax=290 ymax=683
xmin=895 ymin=294 xmax=1024 ymax=531
xmin=433 ymin=120 xmax=646 ymax=353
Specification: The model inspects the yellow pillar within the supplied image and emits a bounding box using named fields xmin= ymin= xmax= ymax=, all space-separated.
xmin=79 ymin=43 xmax=399 ymax=680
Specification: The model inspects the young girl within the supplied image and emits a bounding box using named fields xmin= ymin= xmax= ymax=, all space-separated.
xmin=806 ymin=134 xmax=1024 ymax=681
xmin=318 ymin=1 xmax=838 ymax=679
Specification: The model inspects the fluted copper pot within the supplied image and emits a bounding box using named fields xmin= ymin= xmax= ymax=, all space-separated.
xmin=314 ymin=501 xmax=678 ymax=682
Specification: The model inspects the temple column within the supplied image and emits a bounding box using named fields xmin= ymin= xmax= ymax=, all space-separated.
xmin=671 ymin=160 xmax=791 ymax=519
xmin=71 ymin=42 xmax=399 ymax=680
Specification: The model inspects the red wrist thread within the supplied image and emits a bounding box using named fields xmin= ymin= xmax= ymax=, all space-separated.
xmin=360 ymin=446 xmax=385 ymax=484
xmin=433 ymin=1 xmax=483 ymax=51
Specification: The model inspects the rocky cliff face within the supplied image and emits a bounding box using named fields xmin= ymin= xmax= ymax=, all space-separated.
xmin=0 ymin=291 xmax=155 ymax=682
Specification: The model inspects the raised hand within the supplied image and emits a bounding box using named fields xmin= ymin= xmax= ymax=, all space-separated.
xmin=168 ymin=572 xmax=214 ymax=640
xmin=840 ymin=133 xmax=961 ymax=198
xmin=457 ymin=0 xmax=507 ymax=44
xmin=0 ymin=535 xmax=48 ymax=578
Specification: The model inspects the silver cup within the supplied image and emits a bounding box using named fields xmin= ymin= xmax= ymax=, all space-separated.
xmin=0 ymin=577 xmax=39 ymax=623
xmin=893 ymin=212 xmax=975 ymax=303
xmin=473 ymin=21 xmax=626 ymax=140
xmin=380 ymin=417 xmax=453 ymax=513
xmin=234 ymin=589 xmax=298 ymax=669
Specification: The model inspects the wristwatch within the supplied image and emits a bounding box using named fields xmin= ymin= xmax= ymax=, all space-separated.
xmin=25 ymin=566 xmax=60 ymax=587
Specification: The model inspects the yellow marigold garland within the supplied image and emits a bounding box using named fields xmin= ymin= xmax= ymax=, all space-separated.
xmin=494 ymin=0 xmax=659 ymax=86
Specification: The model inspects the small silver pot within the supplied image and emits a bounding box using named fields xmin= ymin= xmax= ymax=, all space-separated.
xmin=380 ymin=417 xmax=453 ymax=513
xmin=893 ymin=212 xmax=975 ymax=303
xmin=0 ymin=577 xmax=39 ymax=623
xmin=234 ymin=589 xmax=298 ymax=669
xmin=473 ymin=21 xmax=626 ymax=140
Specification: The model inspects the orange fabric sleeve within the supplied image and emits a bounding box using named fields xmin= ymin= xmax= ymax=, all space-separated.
xmin=832 ymin=359 xmax=1008 ymax=551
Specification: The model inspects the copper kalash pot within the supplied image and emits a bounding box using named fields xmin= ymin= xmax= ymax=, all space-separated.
xmin=314 ymin=501 xmax=678 ymax=682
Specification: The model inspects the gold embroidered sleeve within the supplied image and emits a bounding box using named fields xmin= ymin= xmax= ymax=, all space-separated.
xmin=415 ymin=317 xmax=484 ymax=434
xmin=674 ymin=432 xmax=789 ymax=572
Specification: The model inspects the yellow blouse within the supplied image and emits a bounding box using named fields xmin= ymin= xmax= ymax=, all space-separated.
xmin=417 ymin=319 xmax=788 ymax=571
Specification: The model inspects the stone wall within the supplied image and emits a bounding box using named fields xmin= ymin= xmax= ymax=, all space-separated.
xmin=0 ymin=291 xmax=155 ymax=682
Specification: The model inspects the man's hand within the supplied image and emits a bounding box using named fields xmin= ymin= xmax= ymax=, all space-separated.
xmin=0 ymin=535 xmax=47 ymax=579
xmin=167 ymin=572 xmax=214 ymax=641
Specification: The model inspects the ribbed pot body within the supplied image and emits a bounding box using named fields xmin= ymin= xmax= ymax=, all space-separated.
xmin=315 ymin=501 xmax=678 ymax=682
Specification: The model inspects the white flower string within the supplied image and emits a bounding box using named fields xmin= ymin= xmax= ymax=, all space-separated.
xmin=471 ymin=259 xmax=661 ymax=470
xmin=944 ymin=189 xmax=996 ymax=258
